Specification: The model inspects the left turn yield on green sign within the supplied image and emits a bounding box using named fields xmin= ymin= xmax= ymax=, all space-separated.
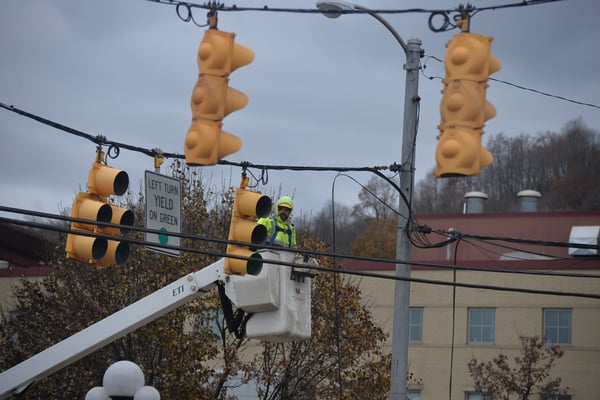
xmin=145 ymin=171 xmax=182 ymax=256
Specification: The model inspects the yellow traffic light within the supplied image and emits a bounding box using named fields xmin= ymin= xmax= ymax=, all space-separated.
xmin=185 ymin=29 xmax=254 ymax=165
xmin=66 ymin=192 xmax=111 ymax=263
xmin=96 ymin=204 xmax=134 ymax=266
xmin=435 ymin=32 xmax=501 ymax=177
xmin=225 ymin=178 xmax=272 ymax=276
xmin=65 ymin=160 xmax=134 ymax=266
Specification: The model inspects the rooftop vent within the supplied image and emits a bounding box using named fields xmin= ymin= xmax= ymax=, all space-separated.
xmin=464 ymin=191 xmax=488 ymax=214
xmin=517 ymin=190 xmax=541 ymax=212
xmin=568 ymin=226 xmax=600 ymax=256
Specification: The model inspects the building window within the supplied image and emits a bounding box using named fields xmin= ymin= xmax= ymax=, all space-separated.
xmin=409 ymin=307 xmax=423 ymax=343
xmin=544 ymin=309 xmax=572 ymax=345
xmin=468 ymin=308 xmax=495 ymax=344
xmin=541 ymin=395 xmax=571 ymax=400
xmin=465 ymin=392 xmax=483 ymax=400
xmin=407 ymin=390 xmax=421 ymax=400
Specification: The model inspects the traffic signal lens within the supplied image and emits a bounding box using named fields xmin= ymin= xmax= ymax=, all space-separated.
xmin=88 ymin=163 xmax=129 ymax=196
xmin=99 ymin=240 xmax=130 ymax=266
xmin=110 ymin=206 xmax=135 ymax=234
xmin=247 ymin=253 xmax=263 ymax=276
xmin=78 ymin=199 xmax=112 ymax=227
xmin=71 ymin=235 xmax=108 ymax=261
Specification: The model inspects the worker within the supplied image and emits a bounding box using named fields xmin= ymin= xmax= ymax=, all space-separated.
xmin=258 ymin=196 xmax=297 ymax=248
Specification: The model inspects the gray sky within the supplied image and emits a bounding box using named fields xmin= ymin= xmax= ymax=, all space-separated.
xmin=1 ymin=0 xmax=599 ymax=222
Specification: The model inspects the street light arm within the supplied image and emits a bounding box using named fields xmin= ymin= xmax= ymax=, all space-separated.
xmin=353 ymin=5 xmax=409 ymax=56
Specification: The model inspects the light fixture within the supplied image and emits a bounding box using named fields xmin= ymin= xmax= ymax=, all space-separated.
xmin=316 ymin=1 xmax=355 ymax=18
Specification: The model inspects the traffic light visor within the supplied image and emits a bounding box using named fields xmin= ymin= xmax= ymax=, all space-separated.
xmin=231 ymin=218 xmax=268 ymax=245
xmin=236 ymin=189 xmax=272 ymax=219
xmin=75 ymin=196 xmax=112 ymax=229
xmin=98 ymin=205 xmax=134 ymax=235
xmin=88 ymin=163 xmax=129 ymax=196
xmin=67 ymin=235 xmax=108 ymax=261
xmin=226 ymin=247 xmax=263 ymax=276
xmin=97 ymin=240 xmax=130 ymax=266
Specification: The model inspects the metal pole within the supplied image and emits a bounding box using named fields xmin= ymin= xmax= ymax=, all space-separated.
xmin=391 ymin=37 xmax=422 ymax=400
xmin=316 ymin=4 xmax=422 ymax=396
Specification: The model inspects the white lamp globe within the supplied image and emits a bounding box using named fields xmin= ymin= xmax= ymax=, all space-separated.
xmin=102 ymin=360 xmax=145 ymax=397
xmin=85 ymin=386 xmax=110 ymax=400
xmin=134 ymin=386 xmax=161 ymax=400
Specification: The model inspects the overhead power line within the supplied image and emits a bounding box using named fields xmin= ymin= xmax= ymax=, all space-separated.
xmin=421 ymin=58 xmax=600 ymax=110
xmin=0 ymin=102 xmax=392 ymax=176
xmin=2 ymin=205 xmax=600 ymax=293
xmin=145 ymin=0 xmax=565 ymax=15
xmin=2 ymin=212 xmax=600 ymax=300
xmin=490 ymin=77 xmax=600 ymax=109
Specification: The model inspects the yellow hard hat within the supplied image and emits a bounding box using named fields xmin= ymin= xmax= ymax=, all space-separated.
xmin=277 ymin=196 xmax=294 ymax=210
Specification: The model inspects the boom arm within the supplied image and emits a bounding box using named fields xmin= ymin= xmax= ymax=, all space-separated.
xmin=0 ymin=258 xmax=227 ymax=399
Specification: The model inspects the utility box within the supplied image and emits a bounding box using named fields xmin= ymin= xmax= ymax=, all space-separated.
xmin=569 ymin=226 xmax=600 ymax=256
xmin=225 ymin=250 xmax=312 ymax=342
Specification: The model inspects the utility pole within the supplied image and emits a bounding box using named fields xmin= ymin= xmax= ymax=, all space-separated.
xmin=391 ymin=37 xmax=422 ymax=400
xmin=315 ymin=4 xmax=422 ymax=397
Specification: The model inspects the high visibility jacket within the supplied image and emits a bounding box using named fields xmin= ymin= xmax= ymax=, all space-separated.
xmin=257 ymin=215 xmax=297 ymax=248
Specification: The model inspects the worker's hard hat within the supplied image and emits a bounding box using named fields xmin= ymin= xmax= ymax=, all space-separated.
xmin=277 ymin=196 xmax=294 ymax=210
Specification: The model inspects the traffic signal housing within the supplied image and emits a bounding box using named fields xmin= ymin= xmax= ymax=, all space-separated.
xmin=66 ymin=192 xmax=111 ymax=263
xmin=435 ymin=32 xmax=501 ymax=177
xmin=87 ymin=162 xmax=134 ymax=266
xmin=65 ymin=160 xmax=134 ymax=266
xmin=225 ymin=178 xmax=272 ymax=276
xmin=184 ymin=29 xmax=254 ymax=165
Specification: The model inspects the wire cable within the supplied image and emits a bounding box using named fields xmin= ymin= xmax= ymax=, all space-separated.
xmin=2 ymin=205 xmax=599 ymax=279
xmin=2 ymin=206 xmax=600 ymax=300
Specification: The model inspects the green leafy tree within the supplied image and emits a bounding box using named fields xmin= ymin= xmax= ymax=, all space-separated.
xmin=467 ymin=335 xmax=569 ymax=400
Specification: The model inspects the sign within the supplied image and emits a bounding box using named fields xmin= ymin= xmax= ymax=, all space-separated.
xmin=144 ymin=171 xmax=182 ymax=256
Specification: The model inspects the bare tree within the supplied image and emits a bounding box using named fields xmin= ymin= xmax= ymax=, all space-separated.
xmin=414 ymin=118 xmax=600 ymax=213
xmin=244 ymin=238 xmax=390 ymax=399
xmin=468 ymin=335 xmax=569 ymax=400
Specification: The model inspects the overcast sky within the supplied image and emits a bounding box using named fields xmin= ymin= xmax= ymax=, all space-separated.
xmin=1 ymin=0 xmax=599 ymax=224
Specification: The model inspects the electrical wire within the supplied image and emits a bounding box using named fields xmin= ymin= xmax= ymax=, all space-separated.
xmin=490 ymin=77 xmax=600 ymax=110
xmin=1 ymin=98 xmax=599 ymax=282
xmin=8 ymin=101 xmax=595 ymax=277
xmin=420 ymin=57 xmax=600 ymax=110
xmin=145 ymin=0 xmax=565 ymax=16
xmin=2 ymin=204 xmax=599 ymax=279
xmin=2 ymin=206 xmax=600 ymax=300
xmin=0 ymin=102 xmax=393 ymax=177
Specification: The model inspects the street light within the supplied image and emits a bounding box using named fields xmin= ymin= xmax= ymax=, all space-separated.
xmin=86 ymin=361 xmax=161 ymax=400
xmin=317 ymin=2 xmax=422 ymax=399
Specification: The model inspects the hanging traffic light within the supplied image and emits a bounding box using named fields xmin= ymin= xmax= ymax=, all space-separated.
xmin=65 ymin=157 xmax=134 ymax=266
xmin=224 ymin=176 xmax=272 ymax=276
xmin=184 ymin=29 xmax=254 ymax=165
xmin=435 ymin=32 xmax=501 ymax=177
xmin=65 ymin=192 xmax=111 ymax=263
